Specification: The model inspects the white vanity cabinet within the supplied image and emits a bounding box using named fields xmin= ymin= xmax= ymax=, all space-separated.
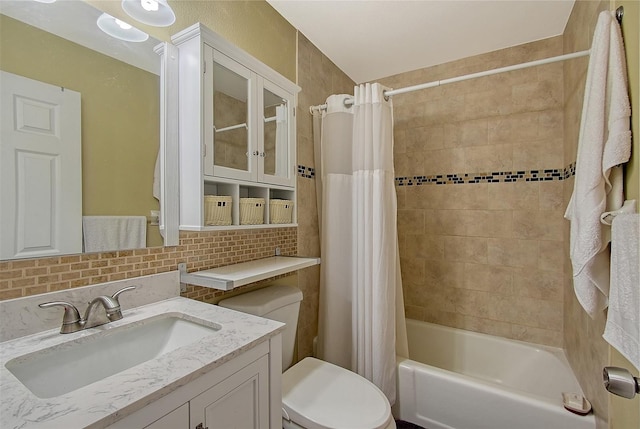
xmin=171 ymin=24 xmax=300 ymax=230
xmin=107 ymin=337 xmax=282 ymax=429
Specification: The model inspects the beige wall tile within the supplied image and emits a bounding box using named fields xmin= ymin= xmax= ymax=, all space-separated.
xmin=487 ymin=112 xmax=540 ymax=145
xmin=464 ymin=210 xmax=513 ymax=238
xmin=424 ymin=209 xmax=467 ymax=236
xmin=460 ymin=315 xmax=513 ymax=338
xmin=464 ymin=144 xmax=513 ymax=172
xmin=404 ymin=234 xmax=445 ymax=260
xmin=398 ymin=209 xmax=425 ymax=235
xmin=512 ymin=267 xmax=563 ymax=301
xmin=538 ymin=181 xmax=565 ymax=210
xmin=389 ymin=35 xmax=568 ymax=347
xmin=444 ymin=236 xmax=488 ymax=264
xmin=406 ymin=125 xmax=445 ymax=152
xmin=488 ymin=182 xmax=539 ymax=211
xmin=443 ymin=119 xmax=488 ymax=148
xmin=424 ymin=260 xmax=465 ymax=289
xmin=487 ymin=238 xmax=539 ymax=268
xmin=513 ymin=210 xmax=565 ymax=241
xmin=422 ymin=148 xmax=466 ymax=176
xmin=405 ymin=305 xmax=425 ymax=321
xmin=538 ymin=240 xmax=565 ymax=273
xmin=510 ymin=325 xmax=562 ymax=347
xmin=399 ymin=257 xmax=425 ymax=286
xmin=513 ymin=138 xmax=565 ymax=170
xmin=462 ymin=263 xmax=513 ymax=295
xmin=455 ymin=289 xmax=505 ymax=320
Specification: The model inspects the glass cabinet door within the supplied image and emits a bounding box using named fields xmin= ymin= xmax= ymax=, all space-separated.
xmin=205 ymin=47 xmax=254 ymax=181
xmin=259 ymin=79 xmax=294 ymax=187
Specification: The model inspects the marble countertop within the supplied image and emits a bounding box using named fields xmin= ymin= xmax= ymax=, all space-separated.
xmin=0 ymin=297 xmax=284 ymax=429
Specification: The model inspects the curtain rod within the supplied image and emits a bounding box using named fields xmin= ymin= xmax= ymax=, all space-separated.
xmin=310 ymin=6 xmax=624 ymax=114
xmin=310 ymin=49 xmax=590 ymax=113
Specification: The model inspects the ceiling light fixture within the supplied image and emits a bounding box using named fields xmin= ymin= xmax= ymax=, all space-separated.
xmin=97 ymin=13 xmax=149 ymax=43
xmin=121 ymin=0 xmax=176 ymax=27
xmin=33 ymin=0 xmax=57 ymax=3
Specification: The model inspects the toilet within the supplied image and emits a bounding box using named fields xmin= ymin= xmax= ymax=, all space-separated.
xmin=218 ymin=284 xmax=396 ymax=429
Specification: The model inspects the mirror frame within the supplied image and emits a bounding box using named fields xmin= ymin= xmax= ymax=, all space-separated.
xmin=155 ymin=42 xmax=179 ymax=247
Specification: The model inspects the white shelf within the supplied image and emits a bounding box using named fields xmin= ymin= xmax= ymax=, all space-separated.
xmin=179 ymin=256 xmax=320 ymax=291
xmin=180 ymin=223 xmax=298 ymax=232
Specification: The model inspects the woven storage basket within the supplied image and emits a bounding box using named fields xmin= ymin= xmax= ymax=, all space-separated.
xmin=204 ymin=195 xmax=232 ymax=226
xmin=269 ymin=199 xmax=294 ymax=224
xmin=239 ymin=198 xmax=265 ymax=225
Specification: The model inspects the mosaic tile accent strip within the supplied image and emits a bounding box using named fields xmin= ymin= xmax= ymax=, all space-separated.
xmin=298 ymin=163 xmax=577 ymax=185
xmin=297 ymin=165 xmax=315 ymax=179
xmin=395 ymin=163 xmax=576 ymax=186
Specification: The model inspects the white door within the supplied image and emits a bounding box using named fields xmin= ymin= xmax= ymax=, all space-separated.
xmin=0 ymin=71 xmax=82 ymax=260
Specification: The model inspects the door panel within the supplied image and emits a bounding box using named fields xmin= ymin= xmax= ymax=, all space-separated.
xmin=0 ymin=71 xmax=82 ymax=259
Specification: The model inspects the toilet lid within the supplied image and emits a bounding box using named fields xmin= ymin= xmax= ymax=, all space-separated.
xmin=282 ymin=357 xmax=392 ymax=429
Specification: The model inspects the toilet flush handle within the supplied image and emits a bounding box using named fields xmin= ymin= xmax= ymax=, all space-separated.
xmin=282 ymin=407 xmax=291 ymax=421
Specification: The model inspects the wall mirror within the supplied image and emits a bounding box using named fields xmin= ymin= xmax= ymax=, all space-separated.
xmin=212 ymin=59 xmax=250 ymax=172
xmin=262 ymin=87 xmax=289 ymax=178
xmin=0 ymin=0 xmax=175 ymax=260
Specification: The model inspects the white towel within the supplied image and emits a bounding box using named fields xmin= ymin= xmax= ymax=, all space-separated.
xmin=82 ymin=216 xmax=147 ymax=252
xmin=603 ymin=214 xmax=640 ymax=371
xmin=564 ymin=10 xmax=632 ymax=318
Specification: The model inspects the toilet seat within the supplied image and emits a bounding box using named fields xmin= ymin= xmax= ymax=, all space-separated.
xmin=282 ymin=357 xmax=393 ymax=429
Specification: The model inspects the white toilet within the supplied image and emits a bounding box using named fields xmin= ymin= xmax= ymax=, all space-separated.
xmin=218 ymin=284 xmax=396 ymax=429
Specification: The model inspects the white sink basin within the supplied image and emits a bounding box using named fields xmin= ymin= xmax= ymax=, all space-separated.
xmin=5 ymin=314 xmax=220 ymax=398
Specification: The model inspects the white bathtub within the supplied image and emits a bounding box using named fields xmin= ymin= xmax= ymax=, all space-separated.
xmin=394 ymin=319 xmax=596 ymax=429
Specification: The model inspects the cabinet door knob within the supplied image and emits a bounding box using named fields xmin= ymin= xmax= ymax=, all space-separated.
xmin=195 ymin=423 xmax=208 ymax=429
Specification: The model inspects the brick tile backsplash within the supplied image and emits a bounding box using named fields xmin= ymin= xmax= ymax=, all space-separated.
xmin=0 ymin=228 xmax=297 ymax=302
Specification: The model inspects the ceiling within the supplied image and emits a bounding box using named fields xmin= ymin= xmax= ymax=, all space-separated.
xmin=267 ymin=0 xmax=576 ymax=83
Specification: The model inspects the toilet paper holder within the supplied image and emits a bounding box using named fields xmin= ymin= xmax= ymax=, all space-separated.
xmin=603 ymin=367 xmax=640 ymax=399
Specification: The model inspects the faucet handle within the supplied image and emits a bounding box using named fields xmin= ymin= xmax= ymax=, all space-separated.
xmin=38 ymin=301 xmax=81 ymax=333
xmin=111 ymin=286 xmax=136 ymax=304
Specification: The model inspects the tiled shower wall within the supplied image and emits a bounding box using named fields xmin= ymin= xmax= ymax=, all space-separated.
xmin=294 ymin=33 xmax=355 ymax=359
xmin=379 ymin=37 xmax=567 ymax=347
xmin=562 ymin=0 xmax=610 ymax=427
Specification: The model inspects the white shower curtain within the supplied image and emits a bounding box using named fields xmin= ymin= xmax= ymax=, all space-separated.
xmin=315 ymin=84 xmax=407 ymax=405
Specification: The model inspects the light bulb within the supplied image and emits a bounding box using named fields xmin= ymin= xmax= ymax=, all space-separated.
xmin=115 ymin=19 xmax=133 ymax=30
xmin=141 ymin=0 xmax=159 ymax=12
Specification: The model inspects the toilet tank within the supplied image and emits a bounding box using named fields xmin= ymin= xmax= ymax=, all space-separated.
xmin=218 ymin=284 xmax=303 ymax=371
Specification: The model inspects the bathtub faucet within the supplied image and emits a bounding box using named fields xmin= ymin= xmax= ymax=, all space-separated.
xmin=603 ymin=366 xmax=640 ymax=399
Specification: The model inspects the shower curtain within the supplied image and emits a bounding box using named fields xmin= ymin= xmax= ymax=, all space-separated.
xmin=314 ymin=83 xmax=408 ymax=405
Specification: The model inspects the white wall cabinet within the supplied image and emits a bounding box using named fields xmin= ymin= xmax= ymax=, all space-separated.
xmin=170 ymin=24 xmax=300 ymax=231
xmin=107 ymin=337 xmax=282 ymax=429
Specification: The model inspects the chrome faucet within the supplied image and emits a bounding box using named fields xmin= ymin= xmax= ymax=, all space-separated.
xmin=39 ymin=286 xmax=136 ymax=334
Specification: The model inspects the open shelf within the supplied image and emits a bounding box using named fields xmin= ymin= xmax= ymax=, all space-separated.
xmin=179 ymin=256 xmax=320 ymax=291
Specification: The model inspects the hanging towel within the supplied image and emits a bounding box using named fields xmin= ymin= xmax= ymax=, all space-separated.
xmin=82 ymin=216 xmax=147 ymax=252
xmin=564 ymin=10 xmax=632 ymax=318
xmin=603 ymin=214 xmax=640 ymax=371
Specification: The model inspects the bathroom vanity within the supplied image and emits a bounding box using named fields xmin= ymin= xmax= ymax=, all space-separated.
xmin=0 ymin=276 xmax=284 ymax=429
